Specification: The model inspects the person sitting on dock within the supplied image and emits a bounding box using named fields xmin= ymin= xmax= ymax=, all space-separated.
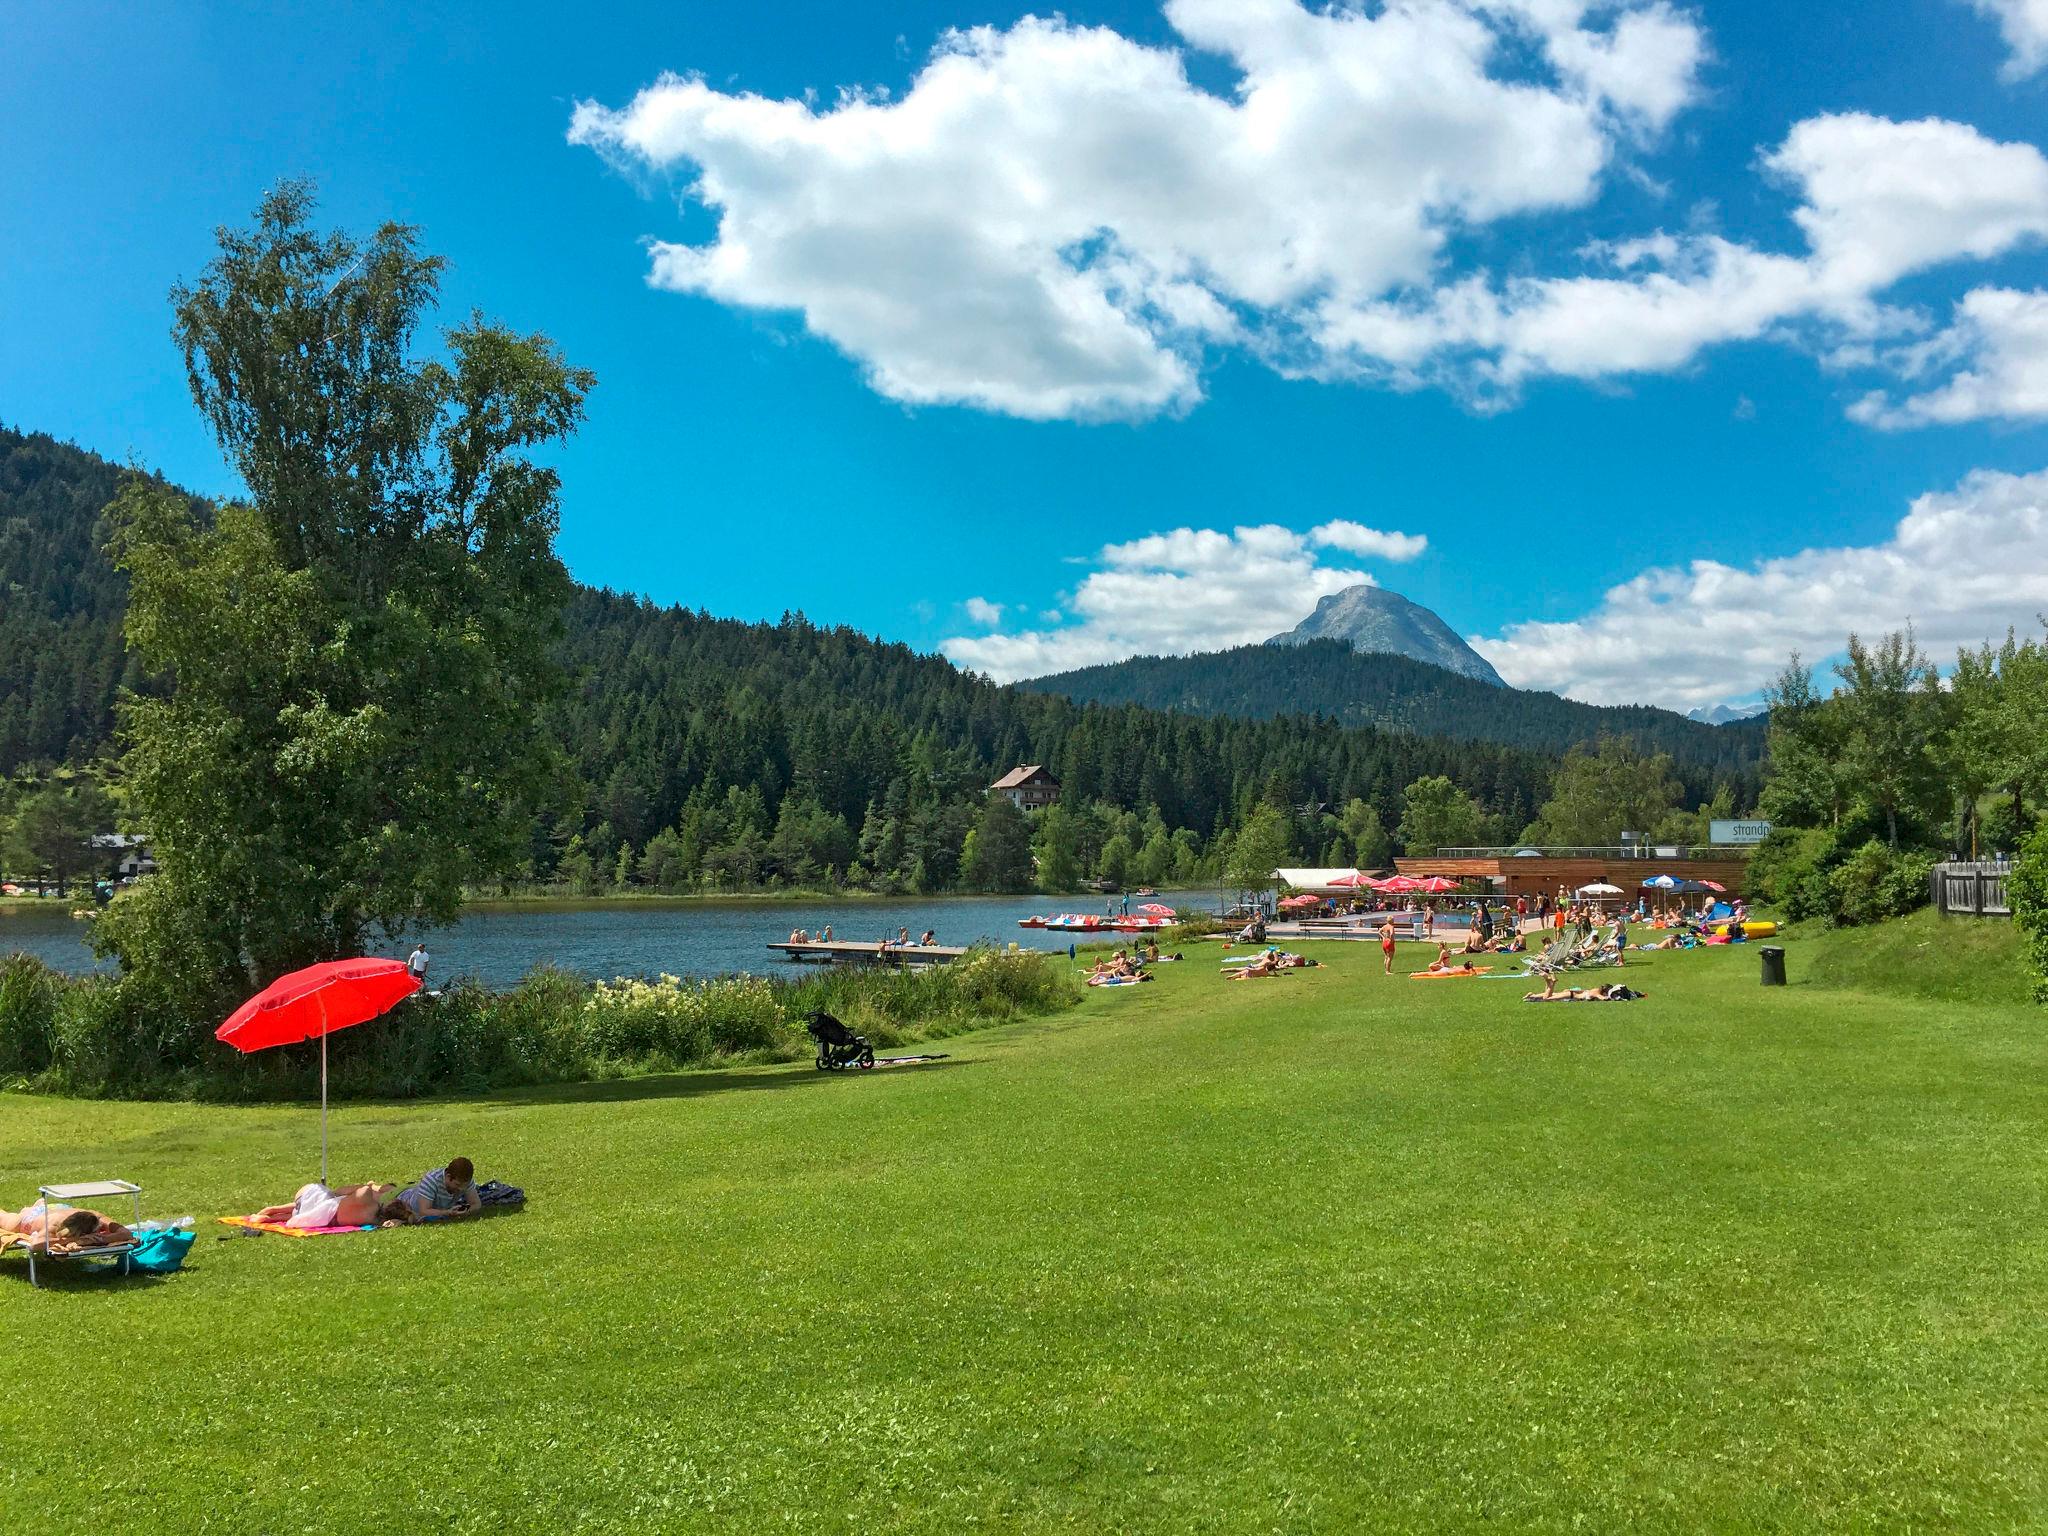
xmin=820 ymin=925 xmax=832 ymax=942
xmin=919 ymin=929 xmax=937 ymax=947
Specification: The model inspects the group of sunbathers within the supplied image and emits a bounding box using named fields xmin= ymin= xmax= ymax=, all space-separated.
xmin=1089 ymin=949 xmax=1150 ymax=982
xmin=4 ymin=1157 xmax=498 ymax=1266
xmin=245 ymin=1157 xmax=485 ymax=1230
xmin=1226 ymin=947 xmax=1320 ymax=979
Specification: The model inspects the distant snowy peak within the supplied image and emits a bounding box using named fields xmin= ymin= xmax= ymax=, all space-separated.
xmin=1269 ymin=585 xmax=1506 ymax=688
xmin=1686 ymin=702 xmax=1769 ymax=726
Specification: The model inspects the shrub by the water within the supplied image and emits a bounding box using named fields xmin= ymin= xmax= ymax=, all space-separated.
xmin=2011 ymin=823 xmax=2048 ymax=1003
xmin=0 ymin=946 xmax=1078 ymax=1100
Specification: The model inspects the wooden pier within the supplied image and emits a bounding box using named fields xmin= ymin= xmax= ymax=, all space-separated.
xmin=766 ymin=940 xmax=969 ymax=968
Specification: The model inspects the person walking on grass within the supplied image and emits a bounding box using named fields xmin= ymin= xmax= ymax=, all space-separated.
xmin=1378 ymin=916 xmax=1397 ymax=975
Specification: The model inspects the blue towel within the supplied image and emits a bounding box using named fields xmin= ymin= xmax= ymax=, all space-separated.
xmin=129 ymin=1228 xmax=194 ymax=1274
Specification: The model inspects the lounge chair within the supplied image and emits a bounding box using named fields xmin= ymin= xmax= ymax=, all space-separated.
xmin=5 ymin=1180 xmax=144 ymax=1288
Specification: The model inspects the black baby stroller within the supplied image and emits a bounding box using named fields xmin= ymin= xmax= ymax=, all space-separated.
xmin=805 ymin=1010 xmax=875 ymax=1071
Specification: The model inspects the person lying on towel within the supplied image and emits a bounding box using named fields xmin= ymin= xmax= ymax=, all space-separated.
xmin=248 ymin=1181 xmax=400 ymax=1230
xmin=0 ymin=1200 xmax=134 ymax=1249
xmin=1523 ymin=975 xmax=1648 ymax=1002
xmin=396 ymin=1157 xmax=483 ymax=1220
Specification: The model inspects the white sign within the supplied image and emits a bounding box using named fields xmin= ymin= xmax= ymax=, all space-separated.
xmin=1710 ymin=819 xmax=1772 ymax=845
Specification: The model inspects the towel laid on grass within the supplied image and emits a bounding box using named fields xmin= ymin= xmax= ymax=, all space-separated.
xmin=218 ymin=1215 xmax=375 ymax=1238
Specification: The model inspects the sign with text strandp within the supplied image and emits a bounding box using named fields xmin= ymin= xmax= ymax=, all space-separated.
xmin=1710 ymin=819 xmax=1773 ymax=846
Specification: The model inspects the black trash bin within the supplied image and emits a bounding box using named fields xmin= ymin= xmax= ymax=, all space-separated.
xmin=1759 ymin=946 xmax=1786 ymax=987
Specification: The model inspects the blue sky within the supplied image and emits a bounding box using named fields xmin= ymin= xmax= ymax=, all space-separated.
xmin=4 ymin=0 xmax=2046 ymax=710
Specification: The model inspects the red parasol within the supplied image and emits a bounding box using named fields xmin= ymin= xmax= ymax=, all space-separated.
xmin=1136 ymin=902 xmax=1177 ymax=916
xmin=1279 ymin=894 xmax=1321 ymax=910
xmin=1379 ymin=875 xmax=1424 ymax=893
xmin=1326 ymin=871 xmax=1370 ymax=888
xmin=1417 ymin=876 xmax=1461 ymax=894
xmin=1698 ymin=880 xmax=1726 ymax=892
xmin=218 ymin=958 xmax=421 ymax=1183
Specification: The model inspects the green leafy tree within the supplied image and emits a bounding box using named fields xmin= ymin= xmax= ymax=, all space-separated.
xmin=1396 ymin=775 xmax=1486 ymax=855
xmin=1525 ymin=736 xmax=1682 ymax=846
xmin=6 ymin=780 xmax=114 ymax=893
xmin=1337 ymin=799 xmax=1391 ymax=869
xmin=1096 ymin=832 xmax=1134 ymax=888
xmin=1225 ymin=802 xmax=1292 ymax=892
xmin=2010 ymin=821 xmax=2048 ymax=1002
xmin=639 ymin=827 xmax=691 ymax=891
xmin=964 ymin=793 xmax=1035 ymax=892
xmin=1758 ymin=653 xmax=1845 ymax=829
xmin=1832 ymin=629 xmax=1943 ymax=849
xmin=96 ymin=182 xmax=591 ymax=995
xmin=1031 ymin=802 xmax=1086 ymax=893
xmin=1939 ymin=632 xmax=2048 ymax=854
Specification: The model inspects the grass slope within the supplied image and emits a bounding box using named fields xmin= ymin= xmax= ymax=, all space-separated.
xmin=3 ymin=931 xmax=2045 ymax=1533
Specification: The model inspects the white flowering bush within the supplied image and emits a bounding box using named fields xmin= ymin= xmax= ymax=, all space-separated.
xmin=582 ymin=973 xmax=794 ymax=1063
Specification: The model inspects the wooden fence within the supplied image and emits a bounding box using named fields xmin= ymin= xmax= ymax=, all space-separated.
xmin=1931 ymin=860 xmax=2014 ymax=918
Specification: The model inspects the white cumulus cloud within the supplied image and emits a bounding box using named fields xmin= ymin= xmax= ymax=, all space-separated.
xmin=575 ymin=8 xmax=2048 ymax=424
xmin=1966 ymin=0 xmax=2048 ymax=78
xmin=1469 ymin=467 xmax=2048 ymax=708
xmin=962 ymin=596 xmax=1006 ymax=626
xmin=1309 ymin=520 xmax=1429 ymax=561
xmin=1316 ymin=114 xmax=2048 ymax=398
xmin=1850 ymin=287 xmax=2048 ymax=427
xmin=571 ymin=0 xmax=1706 ymax=421
xmin=939 ymin=518 xmax=1425 ymax=679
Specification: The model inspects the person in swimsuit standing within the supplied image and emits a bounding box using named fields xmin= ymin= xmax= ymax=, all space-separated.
xmin=1378 ymin=916 xmax=1397 ymax=975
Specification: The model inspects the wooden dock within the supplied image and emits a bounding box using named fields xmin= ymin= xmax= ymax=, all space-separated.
xmin=766 ymin=941 xmax=969 ymax=968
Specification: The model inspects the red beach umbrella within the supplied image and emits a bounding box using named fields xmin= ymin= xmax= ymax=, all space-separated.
xmin=218 ymin=958 xmax=421 ymax=1183
xmin=1417 ymin=876 xmax=1460 ymax=894
xmin=1379 ymin=875 xmax=1424 ymax=893
xmin=1136 ymin=902 xmax=1177 ymax=916
xmin=1326 ymin=871 xmax=1370 ymax=888
xmin=1698 ymin=880 xmax=1727 ymax=893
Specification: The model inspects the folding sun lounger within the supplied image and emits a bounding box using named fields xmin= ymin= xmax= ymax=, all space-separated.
xmin=8 ymin=1180 xmax=145 ymax=1288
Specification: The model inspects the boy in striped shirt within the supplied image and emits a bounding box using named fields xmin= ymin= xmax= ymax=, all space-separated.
xmin=398 ymin=1157 xmax=481 ymax=1220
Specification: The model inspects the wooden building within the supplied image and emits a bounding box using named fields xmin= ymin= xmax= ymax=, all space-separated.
xmin=989 ymin=764 xmax=1061 ymax=811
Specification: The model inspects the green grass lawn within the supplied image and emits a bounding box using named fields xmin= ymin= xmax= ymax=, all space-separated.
xmin=4 ymin=928 xmax=2045 ymax=1533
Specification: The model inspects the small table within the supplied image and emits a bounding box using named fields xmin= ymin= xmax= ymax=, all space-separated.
xmin=27 ymin=1179 xmax=143 ymax=1288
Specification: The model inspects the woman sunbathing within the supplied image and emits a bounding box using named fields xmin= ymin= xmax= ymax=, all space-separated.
xmin=248 ymin=1181 xmax=399 ymax=1230
xmin=1524 ymin=975 xmax=1648 ymax=1002
xmin=0 ymin=1202 xmax=133 ymax=1249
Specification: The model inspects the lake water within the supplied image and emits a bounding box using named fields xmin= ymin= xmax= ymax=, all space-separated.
xmin=0 ymin=891 xmax=1225 ymax=988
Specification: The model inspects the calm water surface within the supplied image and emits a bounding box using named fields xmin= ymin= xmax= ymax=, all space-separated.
xmin=1 ymin=891 xmax=1224 ymax=988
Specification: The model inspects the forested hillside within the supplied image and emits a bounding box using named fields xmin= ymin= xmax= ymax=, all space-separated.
xmin=548 ymin=590 xmax=1556 ymax=887
xmin=4 ymin=426 xmax=1579 ymax=891
xmin=1028 ymin=639 xmax=1765 ymax=789
xmin=0 ymin=426 xmax=180 ymax=767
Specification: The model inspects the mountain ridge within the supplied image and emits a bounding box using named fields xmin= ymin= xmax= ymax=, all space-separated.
xmin=1024 ymin=639 xmax=1766 ymax=782
xmin=1267 ymin=583 xmax=1507 ymax=687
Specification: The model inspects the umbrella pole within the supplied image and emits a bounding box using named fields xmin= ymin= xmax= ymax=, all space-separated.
xmin=320 ymin=1030 xmax=329 ymax=1187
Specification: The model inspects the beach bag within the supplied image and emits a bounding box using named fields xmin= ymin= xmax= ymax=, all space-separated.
xmin=129 ymin=1227 xmax=195 ymax=1275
